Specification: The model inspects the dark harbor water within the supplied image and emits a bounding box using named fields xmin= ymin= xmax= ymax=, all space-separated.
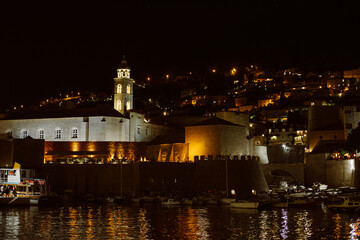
xmin=1 ymin=203 xmax=359 ymax=240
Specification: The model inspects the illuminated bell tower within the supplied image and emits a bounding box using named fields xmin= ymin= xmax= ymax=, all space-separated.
xmin=114 ymin=56 xmax=133 ymax=114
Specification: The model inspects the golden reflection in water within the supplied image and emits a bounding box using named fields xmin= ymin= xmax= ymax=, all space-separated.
xmin=68 ymin=207 xmax=79 ymax=240
xmin=5 ymin=210 xmax=20 ymax=237
xmin=139 ymin=208 xmax=151 ymax=239
xmin=86 ymin=208 xmax=95 ymax=240
xmin=294 ymin=210 xmax=313 ymax=239
xmin=39 ymin=214 xmax=52 ymax=239
xmin=111 ymin=207 xmax=132 ymax=239
xmin=178 ymin=207 xmax=201 ymax=239
xmin=333 ymin=213 xmax=342 ymax=239
xmin=280 ymin=209 xmax=289 ymax=239
xmin=259 ymin=211 xmax=280 ymax=239
xmin=105 ymin=208 xmax=115 ymax=237
xmin=194 ymin=208 xmax=210 ymax=239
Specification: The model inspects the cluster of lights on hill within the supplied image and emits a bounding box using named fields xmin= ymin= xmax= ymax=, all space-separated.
xmin=7 ymin=64 xmax=360 ymax=114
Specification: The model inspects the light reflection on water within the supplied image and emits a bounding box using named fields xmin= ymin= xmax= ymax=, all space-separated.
xmin=0 ymin=204 xmax=359 ymax=239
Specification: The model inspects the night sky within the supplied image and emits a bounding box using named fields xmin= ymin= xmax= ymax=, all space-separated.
xmin=1 ymin=1 xmax=360 ymax=110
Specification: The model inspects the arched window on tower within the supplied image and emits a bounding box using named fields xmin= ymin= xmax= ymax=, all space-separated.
xmin=117 ymin=100 xmax=122 ymax=111
xmin=126 ymin=101 xmax=131 ymax=110
xmin=125 ymin=70 xmax=129 ymax=78
xmin=127 ymin=84 xmax=131 ymax=94
xmin=117 ymin=84 xmax=122 ymax=93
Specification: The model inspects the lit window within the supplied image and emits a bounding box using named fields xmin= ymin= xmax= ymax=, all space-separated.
xmin=127 ymin=84 xmax=131 ymax=94
xmin=38 ymin=130 xmax=44 ymax=139
xmin=72 ymin=128 xmax=78 ymax=138
xmin=117 ymin=84 xmax=122 ymax=93
xmin=55 ymin=129 xmax=61 ymax=139
xmin=21 ymin=130 xmax=28 ymax=139
xmin=117 ymin=100 xmax=121 ymax=111
xmin=126 ymin=101 xmax=131 ymax=110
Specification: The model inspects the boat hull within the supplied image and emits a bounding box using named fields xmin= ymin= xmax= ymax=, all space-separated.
xmin=230 ymin=201 xmax=259 ymax=209
xmin=0 ymin=197 xmax=31 ymax=206
xmin=271 ymin=201 xmax=288 ymax=208
xmin=219 ymin=198 xmax=236 ymax=205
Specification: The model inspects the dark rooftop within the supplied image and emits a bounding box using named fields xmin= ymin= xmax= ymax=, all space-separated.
xmin=1 ymin=104 xmax=125 ymax=120
xmin=188 ymin=117 xmax=241 ymax=127
xmin=311 ymin=140 xmax=347 ymax=154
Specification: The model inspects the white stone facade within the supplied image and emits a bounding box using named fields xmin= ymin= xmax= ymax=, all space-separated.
xmin=0 ymin=112 xmax=172 ymax=143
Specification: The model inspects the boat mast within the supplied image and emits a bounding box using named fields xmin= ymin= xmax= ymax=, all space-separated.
xmin=226 ymin=157 xmax=229 ymax=198
xmin=120 ymin=158 xmax=123 ymax=198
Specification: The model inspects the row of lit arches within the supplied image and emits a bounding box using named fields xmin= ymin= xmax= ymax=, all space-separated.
xmin=116 ymin=84 xmax=131 ymax=94
xmin=116 ymin=100 xmax=131 ymax=111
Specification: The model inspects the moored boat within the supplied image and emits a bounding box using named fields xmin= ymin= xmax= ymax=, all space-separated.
xmin=327 ymin=196 xmax=360 ymax=209
xmin=0 ymin=196 xmax=31 ymax=206
xmin=162 ymin=198 xmax=180 ymax=205
xmin=230 ymin=200 xmax=259 ymax=209
xmin=288 ymin=197 xmax=315 ymax=208
xmin=1 ymin=168 xmax=48 ymax=206
xmin=219 ymin=198 xmax=236 ymax=205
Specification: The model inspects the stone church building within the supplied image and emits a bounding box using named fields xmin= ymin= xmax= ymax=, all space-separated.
xmin=0 ymin=58 xmax=173 ymax=144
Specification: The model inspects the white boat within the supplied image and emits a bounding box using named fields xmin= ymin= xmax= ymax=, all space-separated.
xmin=162 ymin=199 xmax=180 ymax=205
xmin=230 ymin=200 xmax=259 ymax=209
xmin=1 ymin=168 xmax=47 ymax=206
xmin=327 ymin=196 xmax=360 ymax=209
xmin=104 ymin=196 xmax=115 ymax=203
xmin=219 ymin=198 xmax=236 ymax=205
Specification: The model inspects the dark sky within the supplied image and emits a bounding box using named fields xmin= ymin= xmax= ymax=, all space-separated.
xmin=1 ymin=1 xmax=360 ymax=110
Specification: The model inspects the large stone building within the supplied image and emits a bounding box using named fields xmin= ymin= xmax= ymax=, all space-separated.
xmin=185 ymin=117 xmax=251 ymax=161
xmin=0 ymin=59 xmax=174 ymax=160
